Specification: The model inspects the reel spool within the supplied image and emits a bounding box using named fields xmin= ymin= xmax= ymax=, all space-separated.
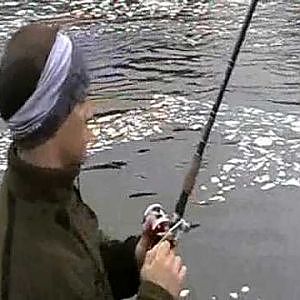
xmin=142 ymin=203 xmax=171 ymax=237
xmin=142 ymin=203 xmax=200 ymax=246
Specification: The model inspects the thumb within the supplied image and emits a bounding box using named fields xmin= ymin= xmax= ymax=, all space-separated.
xmin=144 ymin=243 xmax=160 ymax=265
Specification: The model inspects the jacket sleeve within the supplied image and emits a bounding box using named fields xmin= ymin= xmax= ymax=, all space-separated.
xmin=137 ymin=281 xmax=174 ymax=300
xmin=100 ymin=235 xmax=140 ymax=299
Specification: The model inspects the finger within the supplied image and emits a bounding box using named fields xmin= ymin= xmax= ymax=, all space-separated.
xmin=178 ymin=265 xmax=187 ymax=282
xmin=144 ymin=241 xmax=161 ymax=265
xmin=156 ymin=240 xmax=171 ymax=259
xmin=144 ymin=249 xmax=155 ymax=265
xmin=164 ymin=249 xmax=176 ymax=267
xmin=151 ymin=240 xmax=162 ymax=252
xmin=173 ymin=256 xmax=183 ymax=273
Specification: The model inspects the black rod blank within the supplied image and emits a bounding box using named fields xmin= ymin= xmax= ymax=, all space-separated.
xmin=175 ymin=0 xmax=260 ymax=218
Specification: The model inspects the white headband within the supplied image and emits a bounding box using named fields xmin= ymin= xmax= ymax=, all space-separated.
xmin=7 ymin=32 xmax=73 ymax=138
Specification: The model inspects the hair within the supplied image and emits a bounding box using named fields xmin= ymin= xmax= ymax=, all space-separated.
xmin=0 ymin=24 xmax=58 ymax=121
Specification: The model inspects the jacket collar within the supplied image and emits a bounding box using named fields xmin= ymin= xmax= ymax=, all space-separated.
xmin=5 ymin=143 xmax=80 ymax=202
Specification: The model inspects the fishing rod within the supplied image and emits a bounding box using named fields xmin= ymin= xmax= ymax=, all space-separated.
xmin=87 ymin=0 xmax=260 ymax=244
xmin=174 ymin=0 xmax=260 ymax=220
xmin=143 ymin=0 xmax=260 ymax=239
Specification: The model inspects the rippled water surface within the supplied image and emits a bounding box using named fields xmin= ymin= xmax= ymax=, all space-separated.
xmin=0 ymin=1 xmax=299 ymax=298
xmin=0 ymin=0 xmax=299 ymax=175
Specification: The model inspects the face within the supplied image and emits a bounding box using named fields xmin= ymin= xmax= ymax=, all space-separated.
xmin=56 ymin=101 xmax=96 ymax=166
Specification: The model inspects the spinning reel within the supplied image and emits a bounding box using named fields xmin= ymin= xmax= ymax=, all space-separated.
xmin=142 ymin=203 xmax=199 ymax=246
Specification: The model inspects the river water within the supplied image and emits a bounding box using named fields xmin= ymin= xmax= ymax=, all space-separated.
xmin=0 ymin=1 xmax=300 ymax=299
xmin=0 ymin=0 xmax=300 ymax=195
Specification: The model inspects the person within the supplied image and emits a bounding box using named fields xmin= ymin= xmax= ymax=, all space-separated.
xmin=0 ymin=24 xmax=186 ymax=299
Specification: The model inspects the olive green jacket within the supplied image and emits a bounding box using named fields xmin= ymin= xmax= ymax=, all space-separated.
xmin=0 ymin=145 xmax=173 ymax=300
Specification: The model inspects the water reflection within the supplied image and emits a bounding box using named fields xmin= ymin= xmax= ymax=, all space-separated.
xmin=0 ymin=0 xmax=299 ymax=168
xmin=0 ymin=1 xmax=299 ymax=299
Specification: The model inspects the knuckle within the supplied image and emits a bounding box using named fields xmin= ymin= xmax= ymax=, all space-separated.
xmin=170 ymin=250 xmax=176 ymax=257
xmin=176 ymin=255 xmax=182 ymax=264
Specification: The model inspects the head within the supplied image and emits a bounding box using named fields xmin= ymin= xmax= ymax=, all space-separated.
xmin=0 ymin=24 xmax=94 ymax=167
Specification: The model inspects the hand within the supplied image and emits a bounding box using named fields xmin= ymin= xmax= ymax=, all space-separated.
xmin=135 ymin=215 xmax=165 ymax=268
xmin=140 ymin=241 xmax=187 ymax=298
xmin=136 ymin=207 xmax=175 ymax=267
xmin=135 ymin=230 xmax=153 ymax=269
